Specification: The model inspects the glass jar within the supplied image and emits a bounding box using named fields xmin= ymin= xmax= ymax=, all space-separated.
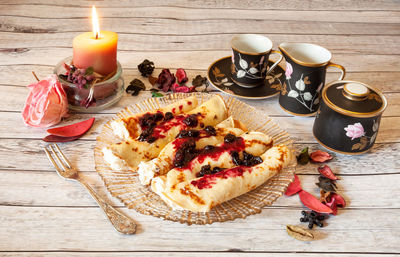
xmin=54 ymin=56 xmax=124 ymax=112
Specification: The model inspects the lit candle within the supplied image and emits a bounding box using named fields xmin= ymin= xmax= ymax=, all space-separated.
xmin=72 ymin=6 xmax=118 ymax=76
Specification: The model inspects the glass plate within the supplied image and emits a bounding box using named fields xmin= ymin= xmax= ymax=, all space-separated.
xmin=94 ymin=93 xmax=296 ymax=225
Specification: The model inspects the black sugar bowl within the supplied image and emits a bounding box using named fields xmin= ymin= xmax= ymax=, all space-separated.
xmin=313 ymin=80 xmax=387 ymax=155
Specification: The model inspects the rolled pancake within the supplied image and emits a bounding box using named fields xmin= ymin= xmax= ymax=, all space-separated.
xmin=137 ymin=117 xmax=245 ymax=185
xmin=111 ymin=96 xmax=198 ymax=140
xmin=151 ymin=131 xmax=273 ymax=204
xmin=103 ymin=95 xmax=228 ymax=170
xmin=162 ymin=144 xmax=293 ymax=212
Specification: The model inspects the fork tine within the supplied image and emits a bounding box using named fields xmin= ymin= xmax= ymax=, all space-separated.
xmin=44 ymin=147 xmax=64 ymax=174
xmin=53 ymin=144 xmax=72 ymax=169
xmin=49 ymin=145 xmax=68 ymax=171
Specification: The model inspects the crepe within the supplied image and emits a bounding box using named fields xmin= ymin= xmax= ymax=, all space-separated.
xmin=103 ymin=95 xmax=228 ymax=171
xmin=137 ymin=116 xmax=246 ymax=185
xmin=151 ymin=131 xmax=273 ymax=206
xmin=161 ymin=144 xmax=293 ymax=212
xmin=111 ymin=95 xmax=198 ymax=140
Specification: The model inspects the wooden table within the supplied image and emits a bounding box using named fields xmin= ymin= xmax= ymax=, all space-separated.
xmin=1 ymin=1 xmax=399 ymax=256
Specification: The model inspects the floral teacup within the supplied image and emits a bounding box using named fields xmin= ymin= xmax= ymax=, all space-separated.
xmin=278 ymin=43 xmax=345 ymax=116
xmin=231 ymin=34 xmax=283 ymax=88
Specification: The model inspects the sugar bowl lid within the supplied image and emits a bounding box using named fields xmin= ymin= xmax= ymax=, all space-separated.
xmin=322 ymin=80 xmax=387 ymax=118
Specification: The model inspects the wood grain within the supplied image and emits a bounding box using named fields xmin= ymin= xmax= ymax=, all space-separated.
xmin=0 ymin=0 xmax=399 ymax=11
xmin=1 ymin=48 xmax=399 ymax=72
xmin=0 ymin=0 xmax=399 ymax=254
xmin=2 ymin=33 xmax=399 ymax=55
xmin=1 ymin=170 xmax=398 ymax=208
xmin=0 ymin=206 xmax=399 ymax=252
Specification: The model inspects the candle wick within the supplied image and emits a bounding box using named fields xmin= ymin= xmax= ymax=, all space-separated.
xmin=32 ymin=71 xmax=40 ymax=82
xmin=95 ymin=32 xmax=98 ymax=39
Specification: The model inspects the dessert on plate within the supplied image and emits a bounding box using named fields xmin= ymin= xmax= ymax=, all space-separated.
xmin=102 ymin=95 xmax=293 ymax=212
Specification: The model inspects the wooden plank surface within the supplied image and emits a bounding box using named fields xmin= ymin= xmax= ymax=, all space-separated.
xmin=0 ymin=0 xmax=399 ymax=255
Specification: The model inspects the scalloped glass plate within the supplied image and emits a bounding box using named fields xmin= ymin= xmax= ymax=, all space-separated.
xmin=94 ymin=93 xmax=296 ymax=225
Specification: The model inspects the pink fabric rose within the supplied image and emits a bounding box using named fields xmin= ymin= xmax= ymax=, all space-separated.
xmin=344 ymin=122 xmax=365 ymax=140
xmin=22 ymin=75 xmax=68 ymax=128
xmin=285 ymin=62 xmax=293 ymax=80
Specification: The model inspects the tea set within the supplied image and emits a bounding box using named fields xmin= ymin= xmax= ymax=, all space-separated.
xmin=207 ymin=34 xmax=387 ymax=155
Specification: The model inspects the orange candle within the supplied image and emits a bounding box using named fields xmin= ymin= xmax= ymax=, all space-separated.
xmin=72 ymin=6 xmax=118 ymax=76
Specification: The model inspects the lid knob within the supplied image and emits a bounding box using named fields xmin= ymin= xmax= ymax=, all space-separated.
xmin=343 ymin=83 xmax=370 ymax=101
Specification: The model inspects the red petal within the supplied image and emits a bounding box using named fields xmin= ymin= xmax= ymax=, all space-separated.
xmin=299 ymin=190 xmax=333 ymax=213
xmin=285 ymin=174 xmax=302 ymax=196
xmin=46 ymin=118 xmax=95 ymax=137
xmin=43 ymin=134 xmax=81 ymax=142
xmin=330 ymin=193 xmax=346 ymax=207
xmin=310 ymin=150 xmax=333 ymax=163
xmin=325 ymin=198 xmax=338 ymax=215
xmin=176 ymin=68 xmax=188 ymax=84
xmin=318 ymin=165 xmax=338 ymax=180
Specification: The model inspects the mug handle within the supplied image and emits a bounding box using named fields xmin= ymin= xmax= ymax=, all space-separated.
xmin=327 ymin=62 xmax=346 ymax=80
xmin=265 ymin=50 xmax=283 ymax=75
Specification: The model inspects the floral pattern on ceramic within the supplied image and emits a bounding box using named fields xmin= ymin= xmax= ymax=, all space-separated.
xmin=233 ymin=53 xmax=267 ymax=80
xmin=207 ymin=56 xmax=284 ymax=99
xmin=344 ymin=119 xmax=379 ymax=151
xmin=284 ymin=63 xmax=322 ymax=112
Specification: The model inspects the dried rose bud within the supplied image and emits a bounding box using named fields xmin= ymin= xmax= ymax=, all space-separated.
xmin=156 ymin=69 xmax=176 ymax=92
xmin=176 ymin=68 xmax=188 ymax=84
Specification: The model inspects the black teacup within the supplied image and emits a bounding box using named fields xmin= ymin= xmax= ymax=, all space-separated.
xmin=278 ymin=43 xmax=346 ymax=116
xmin=231 ymin=34 xmax=283 ymax=88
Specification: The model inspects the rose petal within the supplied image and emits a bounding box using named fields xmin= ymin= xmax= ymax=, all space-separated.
xmin=46 ymin=117 xmax=95 ymax=137
xmin=325 ymin=197 xmax=338 ymax=215
xmin=299 ymin=190 xmax=333 ymax=214
xmin=43 ymin=134 xmax=81 ymax=142
xmin=285 ymin=174 xmax=302 ymax=196
xmin=330 ymin=193 xmax=346 ymax=207
xmin=322 ymin=192 xmax=346 ymax=216
xmin=176 ymin=68 xmax=188 ymax=84
xmin=318 ymin=165 xmax=338 ymax=180
xmin=310 ymin=150 xmax=333 ymax=163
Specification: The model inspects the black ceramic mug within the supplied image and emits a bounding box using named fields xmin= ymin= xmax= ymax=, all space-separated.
xmin=278 ymin=43 xmax=346 ymax=116
xmin=231 ymin=34 xmax=283 ymax=88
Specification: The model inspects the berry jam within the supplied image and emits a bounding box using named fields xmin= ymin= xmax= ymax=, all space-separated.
xmin=173 ymin=139 xmax=197 ymax=168
xmin=191 ymin=166 xmax=250 ymax=189
xmin=183 ymin=114 xmax=199 ymax=127
xmin=196 ymin=165 xmax=224 ymax=177
xmin=204 ymin=125 xmax=216 ymax=136
xmin=230 ymin=150 xmax=263 ymax=167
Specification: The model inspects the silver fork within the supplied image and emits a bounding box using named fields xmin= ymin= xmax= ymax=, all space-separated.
xmin=44 ymin=143 xmax=136 ymax=234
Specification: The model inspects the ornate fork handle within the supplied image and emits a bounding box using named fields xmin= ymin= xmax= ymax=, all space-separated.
xmin=79 ymin=179 xmax=137 ymax=234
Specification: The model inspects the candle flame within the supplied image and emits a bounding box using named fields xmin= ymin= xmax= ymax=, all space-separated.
xmin=92 ymin=6 xmax=100 ymax=39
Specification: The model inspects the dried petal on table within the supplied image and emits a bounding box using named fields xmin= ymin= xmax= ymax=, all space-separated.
xmin=43 ymin=134 xmax=81 ymax=142
xmin=322 ymin=192 xmax=347 ymax=215
xmin=149 ymin=75 xmax=158 ymax=86
xmin=156 ymin=69 xmax=176 ymax=92
xmin=310 ymin=150 xmax=333 ymax=163
xmin=299 ymin=190 xmax=333 ymax=214
xmin=318 ymin=165 xmax=339 ymax=180
xmin=176 ymin=68 xmax=188 ymax=84
xmin=126 ymin=79 xmax=146 ymax=96
xmin=46 ymin=117 xmax=95 ymax=137
xmin=286 ymin=225 xmax=315 ymax=241
xmin=316 ymin=176 xmax=337 ymax=192
xmin=138 ymin=59 xmax=155 ymax=77
xmin=285 ymin=174 xmax=302 ymax=196
xmin=296 ymin=147 xmax=310 ymax=165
